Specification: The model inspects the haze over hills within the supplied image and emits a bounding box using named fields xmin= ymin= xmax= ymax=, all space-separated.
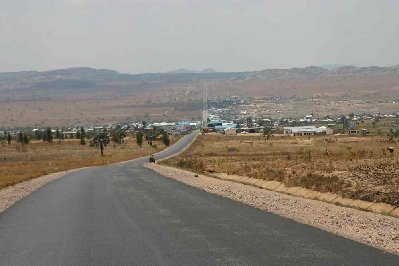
xmin=2 ymin=64 xmax=399 ymax=98
xmin=319 ymin=64 xmax=356 ymax=71
xmin=167 ymin=68 xmax=217 ymax=74
xmin=1 ymin=64 xmax=399 ymax=128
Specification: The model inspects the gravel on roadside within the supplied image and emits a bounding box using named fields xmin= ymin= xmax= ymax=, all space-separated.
xmin=145 ymin=163 xmax=399 ymax=255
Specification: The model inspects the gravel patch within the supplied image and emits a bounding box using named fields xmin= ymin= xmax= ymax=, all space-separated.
xmin=145 ymin=163 xmax=399 ymax=255
xmin=0 ymin=168 xmax=84 ymax=213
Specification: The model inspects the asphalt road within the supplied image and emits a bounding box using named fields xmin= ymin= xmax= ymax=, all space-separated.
xmin=0 ymin=131 xmax=398 ymax=265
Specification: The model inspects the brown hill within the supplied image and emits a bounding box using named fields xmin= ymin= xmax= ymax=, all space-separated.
xmin=1 ymin=65 xmax=399 ymax=128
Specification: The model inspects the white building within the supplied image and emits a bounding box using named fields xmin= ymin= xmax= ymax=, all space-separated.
xmin=283 ymin=126 xmax=333 ymax=136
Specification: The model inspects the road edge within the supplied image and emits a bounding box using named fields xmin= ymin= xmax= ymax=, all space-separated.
xmin=145 ymin=163 xmax=399 ymax=256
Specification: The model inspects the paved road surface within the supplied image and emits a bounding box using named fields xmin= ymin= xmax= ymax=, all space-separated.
xmin=1 ymin=131 xmax=398 ymax=265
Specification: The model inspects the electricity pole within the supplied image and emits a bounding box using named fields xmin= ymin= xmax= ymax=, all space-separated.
xmin=202 ymin=81 xmax=208 ymax=127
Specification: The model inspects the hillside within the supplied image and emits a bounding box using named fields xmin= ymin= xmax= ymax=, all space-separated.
xmin=2 ymin=65 xmax=399 ymax=100
xmin=1 ymin=65 xmax=399 ymax=128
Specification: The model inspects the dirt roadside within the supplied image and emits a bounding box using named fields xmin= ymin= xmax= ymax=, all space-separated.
xmin=145 ymin=163 xmax=399 ymax=255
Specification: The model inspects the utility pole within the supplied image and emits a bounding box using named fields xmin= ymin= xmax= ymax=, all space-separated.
xmin=202 ymin=81 xmax=208 ymax=127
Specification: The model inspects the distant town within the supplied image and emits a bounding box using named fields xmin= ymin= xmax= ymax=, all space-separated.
xmin=1 ymin=96 xmax=399 ymax=141
xmin=204 ymin=96 xmax=399 ymax=136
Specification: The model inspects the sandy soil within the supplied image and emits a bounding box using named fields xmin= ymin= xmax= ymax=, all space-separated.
xmin=145 ymin=163 xmax=399 ymax=255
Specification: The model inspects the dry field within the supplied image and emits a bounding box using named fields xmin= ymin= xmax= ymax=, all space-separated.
xmin=0 ymin=136 xmax=176 ymax=188
xmin=163 ymin=134 xmax=399 ymax=207
xmin=0 ymin=98 xmax=202 ymax=128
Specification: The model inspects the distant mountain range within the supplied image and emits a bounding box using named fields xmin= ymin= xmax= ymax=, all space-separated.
xmin=319 ymin=64 xmax=356 ymax=71
xmin=166 ymin=68 xmax=217 ymax=74
xmin=0 ymin=67 xmax=120 ymax=80
xmin=1 ymin=65 xmax=399 ymax=100
xmin=2 ymin=64 xmax=399 ymax=128
xmin=2 ymin=64 xmax=399 ymax=81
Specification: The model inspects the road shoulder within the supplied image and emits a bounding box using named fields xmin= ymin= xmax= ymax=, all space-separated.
xmin=145 ymin=163 xmax=399 ymax=255
xmin=0 ymin=168 xmax=86 ymax=213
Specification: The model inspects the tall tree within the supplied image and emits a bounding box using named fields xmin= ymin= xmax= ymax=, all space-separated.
xmin=34 ymin=130 xmax=40 ymax=140
xmin=92 ymin=129 xmax=110 ymax=156
xmin=23 ymin=132 xmax=30 ymax=144
xmin=44 ymin=127 xmax=53 ymax=142
xmin=15 ymin=131 xmax=29 ymax=144
xmin=246 ymin=117 xmax=253 ymax=128
xmin=7 ymin=132 xmax=12 ymax=145
xmin=162 ymin=131 xmax=170 ymax=146
xmin=56 ymin=128 xmax=64 ymax=143
xmin=263 ymin=126 xmax=272 ymax=140
xmin=111 ymin=125 xmax=125 ymax=144
xmin=55 ymin=129 xmax=61 ymax=139
xmin=341 ymin=115 xmax=349 ymax=130
xmin=80 ymin=127 xmax=86 ymax=145
xmin=17 ymin=131 xmax=24 ymax=143
xmin=136 ymin=131 xmax=143 ymax=147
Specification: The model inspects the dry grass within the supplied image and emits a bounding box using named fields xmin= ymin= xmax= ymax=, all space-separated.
xmin=0 ymin=136 xmax=177 ymax=188
xmin=163 ymin=134 xmax=399 ymax=207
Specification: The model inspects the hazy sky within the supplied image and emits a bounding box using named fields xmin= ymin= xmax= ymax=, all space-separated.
xmin=1 ymin=0 xmax=399 ymax=73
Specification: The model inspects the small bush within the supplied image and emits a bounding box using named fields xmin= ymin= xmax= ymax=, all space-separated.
xmin=177 ymin=158 xmax=194 ymax=169
xmin=291 ymin=173 xmax=345 ymax=193
xmin=305 ymin=149 xmax=312 ymax=161
xmin=357 ymin=149 xmax=366 ymax=158
xmin=227 ymin=146 xmax=240 ymax=153
xmin=265 ymin=168 xmax=285 ymax=181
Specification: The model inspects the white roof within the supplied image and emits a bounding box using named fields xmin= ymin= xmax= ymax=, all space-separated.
xmin=284 ymin=126 xmax=327 ymax=133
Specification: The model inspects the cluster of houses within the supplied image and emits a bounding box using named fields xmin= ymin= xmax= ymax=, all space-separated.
xmin=204 ymin=96 xmax=399 ymax=137
xmin=1 ymin=121 xmax=202 ymax=139
xmin=205 ymin=110 xmax=398 ymax=136
xmin=205 ymin=119 xmax=333 ymax=136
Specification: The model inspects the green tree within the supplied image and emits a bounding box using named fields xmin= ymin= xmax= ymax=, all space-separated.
xmin=34 ymin=130 xmax=40 ymax=140
xmin=55 ymin=129 xmax=61 ymax=139
xmin=388 ymin=128 xmax=399 ymax=141
xmin=44 ymin=127 xmax=53 ymax=142
xmin=246 ymin=117 xmax=253 ymax=128
xmin=16 ymin=131 xmax=30 ymax=144
xmin=111 ymin=125 xmax=125 ymax=144
xmin=23 ymin=132 xmax=30 ymax=144
xmin=7 ymin=132 xmax=12 ymax=145
xmin=17 ymin=131 xmax=24 ymax=143
xmin=162 ymin=131 xmax=170 ymax=146
xmin=263 ymin=126 xmax=272 ymax=140
xmin=136 ymin=131 xmax=143 ymax=147
xmin=56 ymin=128 xmax=64 ymax=143
xmin=92 ymin=129 xmax=110 ymax=156
xmin=80 ymin=127 xmax=86 ymax=145
xmin=341 ymin=115 xmax=349 ymax=130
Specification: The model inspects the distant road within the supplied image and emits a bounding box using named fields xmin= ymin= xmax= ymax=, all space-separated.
xmin=0 ymin=131 xmax=398 ymax=265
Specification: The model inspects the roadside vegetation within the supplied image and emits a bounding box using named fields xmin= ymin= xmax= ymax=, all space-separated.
xmin=163 ymin=133 xmax=399 ymax=207
xmin=0 ymin=128 xmax=175 ymax=188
